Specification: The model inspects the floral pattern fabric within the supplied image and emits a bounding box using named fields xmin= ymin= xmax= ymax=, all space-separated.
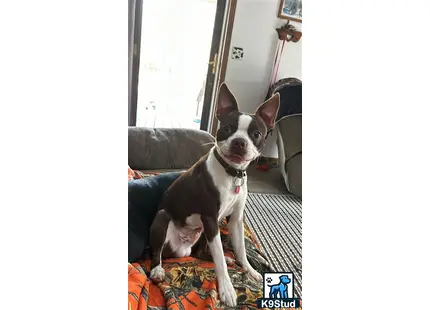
xmin=127 ymin=168 xmax=302 ymax=310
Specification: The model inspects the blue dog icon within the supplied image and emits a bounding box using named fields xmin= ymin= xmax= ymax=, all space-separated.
xmin=268 ymin=275 xmax=291 ymax=298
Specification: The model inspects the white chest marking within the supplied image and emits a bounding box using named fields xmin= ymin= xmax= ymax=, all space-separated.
xmin=206 ymin=149 xmax=248 ymax=222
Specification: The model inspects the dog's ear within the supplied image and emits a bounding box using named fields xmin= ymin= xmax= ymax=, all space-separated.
xmin=216 ymin=83 xmax=239 ymax=119
xmin=255 ymin=92 xmax=280 ymax=130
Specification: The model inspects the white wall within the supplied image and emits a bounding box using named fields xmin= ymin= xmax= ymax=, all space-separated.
xmin=224 ymin=0 xmax=302 ymax=157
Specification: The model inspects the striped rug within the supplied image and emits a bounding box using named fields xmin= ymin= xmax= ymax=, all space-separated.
xmin=244 ymin=193 xmax=302 ymax=298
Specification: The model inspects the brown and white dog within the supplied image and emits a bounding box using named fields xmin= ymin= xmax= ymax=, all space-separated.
xmin=149 ymin=83 xmax=280 ymax=307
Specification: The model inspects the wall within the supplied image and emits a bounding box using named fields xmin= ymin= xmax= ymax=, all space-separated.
xmin=224 ymin=0 xmax=302 ymax=157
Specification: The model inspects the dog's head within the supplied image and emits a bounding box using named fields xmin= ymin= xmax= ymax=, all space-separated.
xmin=214 ymin=83 xmax=280 ymax=169
xmin=279 ymin=275 xmax=291 ymax=285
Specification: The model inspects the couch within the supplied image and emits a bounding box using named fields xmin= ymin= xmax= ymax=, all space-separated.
xmin=128 ymin=127 xmax=215 ymax=173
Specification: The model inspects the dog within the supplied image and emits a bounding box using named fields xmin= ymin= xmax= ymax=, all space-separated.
xmin=148 ymin=83 xmax=280 ymax=307
xmin=268 ymin=275 xmax=291 ymax=298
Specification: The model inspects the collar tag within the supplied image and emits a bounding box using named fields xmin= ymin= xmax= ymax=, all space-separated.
xmin=234 ymin=177 xmax=245 ymax=194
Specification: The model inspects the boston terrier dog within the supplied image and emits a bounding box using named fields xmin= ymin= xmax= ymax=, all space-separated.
xmin=149 ymin=83 xmax=280 ymax=307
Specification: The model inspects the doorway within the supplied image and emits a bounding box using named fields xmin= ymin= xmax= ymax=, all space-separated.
xmin=133 ymin=0 xmax=227 ymax=130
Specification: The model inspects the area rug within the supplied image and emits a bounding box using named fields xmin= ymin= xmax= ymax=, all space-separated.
xmin=244 ymin=193 xmax=302 ymax=298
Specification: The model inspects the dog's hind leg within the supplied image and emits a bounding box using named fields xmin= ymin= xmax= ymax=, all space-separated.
xmin=149 ymin=209 xmax=170 ymax=283
xmin=269 ymin=287 xmax=277 ymax=299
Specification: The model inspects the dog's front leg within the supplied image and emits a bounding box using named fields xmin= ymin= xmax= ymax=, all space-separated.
xmin=280 ymin=289 xmax=286 ymax=299
xmin=228 ymin=201 xmax=263 ymax=282
xmin=202 ymin=216 xmax=237 ymax=307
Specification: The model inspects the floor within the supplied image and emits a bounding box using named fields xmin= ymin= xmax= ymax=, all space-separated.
xmin=245 ymin=165 xmax=302 ymax=298
xmin=244 ymin=193 xmax=302 ymax=298
xmin=246 ymin=163 xmax=290 ymax=195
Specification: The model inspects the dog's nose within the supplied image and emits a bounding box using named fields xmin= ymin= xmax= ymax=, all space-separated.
xmin=231 ymin=138 xmax=247 ymax=149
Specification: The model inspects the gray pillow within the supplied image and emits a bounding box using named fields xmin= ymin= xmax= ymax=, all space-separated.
xmin=128 ymin=127 xmax=215 ymax=170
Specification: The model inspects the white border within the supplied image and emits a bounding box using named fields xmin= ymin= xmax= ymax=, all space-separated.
xmin=1 ymin=0 xmax=430 ymax=309
xmin=304 ymin=0 xmax=430 ymax=309
xmin=0 ymin=0 xmax=126 ymax=309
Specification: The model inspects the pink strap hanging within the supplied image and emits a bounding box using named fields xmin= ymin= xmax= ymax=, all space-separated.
xmin=269 ymin=39 xmax=286 ymax=87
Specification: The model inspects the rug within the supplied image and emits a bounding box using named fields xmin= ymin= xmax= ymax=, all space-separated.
xmin=244 ymin=193 xmax=302 ymax=298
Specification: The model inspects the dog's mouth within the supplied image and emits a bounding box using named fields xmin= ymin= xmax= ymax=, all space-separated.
xmin=222 ymin=152 xmax=252 ymax=164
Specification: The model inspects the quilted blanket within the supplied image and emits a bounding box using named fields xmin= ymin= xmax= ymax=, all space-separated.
xmin=128 ymin=218 xmax=274 ymax=310
xmin=127 ymin=167 xmax=302 ymax=309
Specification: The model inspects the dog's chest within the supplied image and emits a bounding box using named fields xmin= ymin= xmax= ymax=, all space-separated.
xmin=217 ymin=181 xmax=246 ymax=220
xmin=205 ymin=156 xmax=247 ymax=221
xmin=217 ymin=176 xmax=246 ymax=214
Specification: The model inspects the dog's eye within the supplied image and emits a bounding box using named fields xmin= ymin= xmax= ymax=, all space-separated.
xmin=223 ymin=125 xmax=231 ymax=133
xmin=253 ymin=131 xmax=262 ymax=139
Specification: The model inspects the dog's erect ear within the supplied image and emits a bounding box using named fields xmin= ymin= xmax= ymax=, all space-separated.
xmin=255 ymin=93 xmax=280 ymax=130
xmin=216 ymin=83 xmax=239 ymax=119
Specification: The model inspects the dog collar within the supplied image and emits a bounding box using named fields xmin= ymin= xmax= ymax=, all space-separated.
xmin=213 ymin=149 xmax=247 ymax=179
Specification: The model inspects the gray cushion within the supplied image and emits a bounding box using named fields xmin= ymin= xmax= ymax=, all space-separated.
xmin=276 ymin=115 xmax=302 ymax=197
xmin=128 ymin=127 xmax=215 ymax=170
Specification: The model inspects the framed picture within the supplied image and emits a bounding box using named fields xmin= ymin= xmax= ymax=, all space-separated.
xmin=278 ymin=0 xmax=302 ymax=23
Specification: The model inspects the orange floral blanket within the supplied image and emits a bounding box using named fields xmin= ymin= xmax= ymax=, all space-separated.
xmin=128 ymin=216 xmax=274 ymax=309
xmin=127 ymin=168 xmax=301 ymax=310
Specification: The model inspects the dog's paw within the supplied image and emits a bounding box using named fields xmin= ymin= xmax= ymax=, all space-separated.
xmin=243 ymin=264 xmax=262 ymax=282
xmin=149 ymin=266 xmax=165 ymax=283
xmin=248 ymin=268 xmax=263 ymax=282
xmin=218 ymin=276 xmax=237 ymax=307
xmin=225 ymin=256 xmax=235 ymax=266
